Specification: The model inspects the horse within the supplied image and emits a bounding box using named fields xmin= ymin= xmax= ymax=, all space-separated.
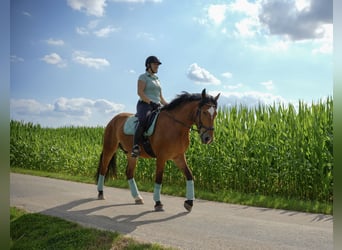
xmin=95 ymin=88 xmax=220 ymax=212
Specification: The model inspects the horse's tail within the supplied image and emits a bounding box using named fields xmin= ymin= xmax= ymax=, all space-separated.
xmin=107 ymin=152 xmax=117 ymax=179
xmin=95 ymin=152 xmax=117 ymax=184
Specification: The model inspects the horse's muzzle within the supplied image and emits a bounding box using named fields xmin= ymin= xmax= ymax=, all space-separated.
xmin=201 ymin=132 xmax=213 ymax=144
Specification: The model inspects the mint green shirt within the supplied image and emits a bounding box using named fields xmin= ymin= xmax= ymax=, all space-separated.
xmin=138 ymin=72 xmax=161 ymax=104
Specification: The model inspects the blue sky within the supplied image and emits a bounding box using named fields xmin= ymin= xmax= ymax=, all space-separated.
xmin=10 ymin=0 xmax=333 ymax=127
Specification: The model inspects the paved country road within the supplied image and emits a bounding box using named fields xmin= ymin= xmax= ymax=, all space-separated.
xmin=10 ymin=173 xmax=333 ymax=250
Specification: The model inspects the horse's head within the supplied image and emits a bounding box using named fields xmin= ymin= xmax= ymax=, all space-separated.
xmin=195 ymin=89 xmax=220 ymax=144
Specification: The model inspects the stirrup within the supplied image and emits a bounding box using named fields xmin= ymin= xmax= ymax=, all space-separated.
xmin=131 ymin=145 xmax=140 ymax=157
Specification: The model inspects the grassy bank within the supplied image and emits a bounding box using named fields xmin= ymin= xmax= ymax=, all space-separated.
xmin=10 ymin=207 xmax=174 ymax=250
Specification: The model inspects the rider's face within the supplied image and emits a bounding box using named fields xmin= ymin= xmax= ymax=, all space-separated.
xmin=150 ymin=63 xmax=160 ymax=73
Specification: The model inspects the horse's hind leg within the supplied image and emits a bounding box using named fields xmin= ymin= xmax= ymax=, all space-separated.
xmin=96 ymin=129 xmax=119 ymax=200
xmin=97 ymin=151 xmax=116 ymax=200
xmin=126 ymin=156 xmax=144 ymax=204
xmin=97 ymin=153 xmax=105 ymax=200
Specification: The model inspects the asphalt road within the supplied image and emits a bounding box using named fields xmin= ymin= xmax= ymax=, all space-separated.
xmin=10 ymin=173 xmax=333 ymax=250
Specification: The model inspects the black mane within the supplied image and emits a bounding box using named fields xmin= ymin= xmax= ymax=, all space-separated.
xmin=161 ymin=91 xmax=217 ymax=111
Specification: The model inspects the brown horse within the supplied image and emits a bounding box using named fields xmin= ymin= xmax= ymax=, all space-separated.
xmin=95 ymin=89 xmax=220 ymax=212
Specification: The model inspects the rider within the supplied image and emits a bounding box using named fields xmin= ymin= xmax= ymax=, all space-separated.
xmin=131 ymin=55 xmax=168 ymax=157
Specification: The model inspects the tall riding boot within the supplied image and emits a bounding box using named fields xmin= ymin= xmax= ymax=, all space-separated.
xmin=131 ymin=123 xmax=145 ymax=157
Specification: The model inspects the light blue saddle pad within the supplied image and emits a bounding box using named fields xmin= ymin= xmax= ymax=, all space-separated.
xmin=123 ymin=113 xmax=159 ymax=136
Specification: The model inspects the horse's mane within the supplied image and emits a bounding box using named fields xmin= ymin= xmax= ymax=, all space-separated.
xmin=161 ymin=91 xmax=217 ymax=111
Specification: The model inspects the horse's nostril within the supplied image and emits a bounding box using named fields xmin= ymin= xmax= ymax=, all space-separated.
xmin=204 ymin=136 xmax=211 ymax=143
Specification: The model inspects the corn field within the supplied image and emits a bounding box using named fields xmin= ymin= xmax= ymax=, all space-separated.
xmin=10 ymin=98 xmax=333 ymax=203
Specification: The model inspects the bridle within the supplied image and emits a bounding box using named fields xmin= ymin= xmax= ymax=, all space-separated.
xmin=194 ymin=104 xmax=216 ymax=135
xmin=164 ymin=102 xmax=216 ymax=136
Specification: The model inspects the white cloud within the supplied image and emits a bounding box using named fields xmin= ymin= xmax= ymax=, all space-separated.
xmin=41 ymin=53 xmax=67 ymax=68
xmin=10 ymin=99 xmax=52 ymax=116
xmin=46 ymin=38 xmax=65 ymax=46
xmin=72 ymin=51 xmax=110 ymax=69
xmin=76 ymin=27 xmax=89 ymax=35
xmin=225 ymin=0 xmax=262 ymax=38
xmin=216 ymin=91 xmax=287 ymax=108
xmin=136 ymin=32 xmax=156 ymax=41
xmin=187 ymin=63 xmax=221 ymax=85
xmin=312 ymin=41 xmax=332 ymax=55
xmin=312 ymin=24 xmax=333 ymax=54
xmin=234 ymin=17 xmax=259 ymax=38
xmin=22 ymin=11 xmax=32 ymax=17
xmin=88 ymin=19 xmax=100 ymax=29
xmin=295 ymin=0 xmax=311 ymax=11
xmin=193 ymin=16 xmax=208 ymax=26
xmin=41 ymin=53 xmax=61 ymax=64
xmin=10 ymin=97 xmax=125 ymax=127
xmin=67 ymin=0 xmax=107 ymax=17
xmin=76 ymin=20 xmax=120 ymax=38
xmin=229 ymin=0 xmax=259 ymax=16
xmin=94 ymin=25 xmax=120 ymax=37
xmin=11 ymin=55 xmax=24 ymax=63
xmin=224 ymin=83 xmax=243 ymax=90
xmin=208 ymin=4 xmax=228 ymax=25
xmin=54 ymin=97 xmax=93 ymax=116
xmin=197 ymin=1 xmax=261 ymax=38
xmin=260 ymin=80 xmax=274 ymax=90
xmin=248 ymin=40 xmax=290 ymax=52
xmin=204 ymin=0 xmax=332 ymax=54
xmin=221 ymin=72 xmax=233 ymax=79
xmin=93 ymin=99 xmax=123 ymax=114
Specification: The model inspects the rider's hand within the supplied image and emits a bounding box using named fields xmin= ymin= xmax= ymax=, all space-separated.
xmin=150 ymin=101 xmax=161 ymax=110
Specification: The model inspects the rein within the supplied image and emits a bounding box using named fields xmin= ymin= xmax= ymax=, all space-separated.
xmin=164 ymin=110 xmax=195 ymax=131
xmin=163 ymin=103 xmax=215 ymax=134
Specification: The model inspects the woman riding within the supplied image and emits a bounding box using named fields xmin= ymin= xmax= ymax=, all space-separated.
xmin=131 ymin=55 xmax=168 ymax=157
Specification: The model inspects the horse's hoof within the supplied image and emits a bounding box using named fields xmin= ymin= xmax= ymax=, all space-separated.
xmin=98 ymin=191 xmax=105 ymax=200
xmin=135 ymin=196 xmax=144 ymax=205
xmin=154 ymin=201 xmax=164 ymax=212
xmin=184 ymin=200 xmax=193 ymax=212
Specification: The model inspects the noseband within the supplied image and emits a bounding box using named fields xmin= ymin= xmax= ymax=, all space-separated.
xmin=194 ymin=104 xmax=216 ymax=135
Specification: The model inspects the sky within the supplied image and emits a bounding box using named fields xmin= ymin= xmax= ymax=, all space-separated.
xmin=10 ymin=0 xmax=333 ymax=127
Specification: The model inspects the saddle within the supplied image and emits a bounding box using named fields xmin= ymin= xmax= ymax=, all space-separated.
xmin=123 ymin=110 xmax=160 ymax=157
xmin=123 ymin=111 xmax=159 ymax=136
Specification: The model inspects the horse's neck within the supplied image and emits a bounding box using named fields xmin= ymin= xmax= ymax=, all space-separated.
xmin=167 ymin=101 xmax=199 ymax=127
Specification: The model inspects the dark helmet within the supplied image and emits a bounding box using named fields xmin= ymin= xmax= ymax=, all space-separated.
xmin=145 ymin=56 xmax=162 ymax=67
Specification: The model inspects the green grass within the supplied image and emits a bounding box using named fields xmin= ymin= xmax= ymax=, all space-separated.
xmin=10 ymin=207 xmax=174 ymax=250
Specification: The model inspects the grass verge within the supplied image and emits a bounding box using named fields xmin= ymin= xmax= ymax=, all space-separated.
xmin=10 ymin=207 xmax=174 ymax=250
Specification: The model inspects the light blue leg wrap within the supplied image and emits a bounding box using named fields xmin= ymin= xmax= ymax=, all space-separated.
xmin=97 ymin=174 xmax=105 ymax=191
xmin=186 ymin=180 xmax=195 ymax=200
xmin=128 ymin=178 xmax=139 ymax=198
xmin=153 ymin=183 xmax=162 ymax=202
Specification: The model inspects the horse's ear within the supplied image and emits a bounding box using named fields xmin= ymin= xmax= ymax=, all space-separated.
xmin=201 ymin=88 xmax=206 ymax=99
xmin=215 ymin=93 xmax=220 ymax=101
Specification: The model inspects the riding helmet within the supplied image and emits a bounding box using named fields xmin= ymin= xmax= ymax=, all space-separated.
xmin=145 ymin=56 xmax=162 ymax=67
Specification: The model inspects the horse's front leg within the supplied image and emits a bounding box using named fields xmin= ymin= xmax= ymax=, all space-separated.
xmin=153 ymin=158 xmax=166 ymax=211
xmin=126 ymin=156 xmax=144 ymax=204
xmin=174 ymin=155 xmax=194 ymax=212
